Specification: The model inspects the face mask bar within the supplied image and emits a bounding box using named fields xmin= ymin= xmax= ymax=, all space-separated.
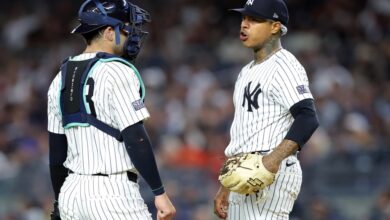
xmin=122 ymin=2 xmax=151 ymax=61
xmin=129 ymin=2 xmax=151 ymax=25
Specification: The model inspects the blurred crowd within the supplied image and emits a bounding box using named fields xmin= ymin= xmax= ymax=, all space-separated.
xmin=0 ymin=0 xmax=389 ymax=219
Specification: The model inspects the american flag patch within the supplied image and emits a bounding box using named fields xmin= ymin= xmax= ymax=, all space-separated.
xmin=296 ymin=85 xmax=310 ymax=94
xmin=132 ymin=99 xmax=145 ymax=111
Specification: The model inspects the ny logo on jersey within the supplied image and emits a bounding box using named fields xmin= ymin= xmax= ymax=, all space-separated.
xmin=246 ymin=0 xmax=254 ymax=6
xmin=242 ymin=82 xmax=262 ymax=112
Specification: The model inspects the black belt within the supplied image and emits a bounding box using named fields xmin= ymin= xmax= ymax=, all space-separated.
xmin=68 ymin=170 xmax=137 ymax=183
xmin=250 ymin=150 xmax=299 ymax=156
xmin=250 ymin=150 xmax=270 ymax=155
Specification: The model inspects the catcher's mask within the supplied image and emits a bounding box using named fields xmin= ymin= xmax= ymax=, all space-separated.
xmin=72 ymin=0 xmax=151 ymax=60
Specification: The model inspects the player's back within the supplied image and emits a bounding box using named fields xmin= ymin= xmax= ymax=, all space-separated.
xmin=47 ymin=53 xmax=150 ymax=174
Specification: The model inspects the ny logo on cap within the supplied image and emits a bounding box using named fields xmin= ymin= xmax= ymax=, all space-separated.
xmin=273 ymin=13 xmax=279 ymax=19
xmin=246 ymin=0 xmax=254 ymax=6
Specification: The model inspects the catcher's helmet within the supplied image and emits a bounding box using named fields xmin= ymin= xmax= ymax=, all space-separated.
xmin=72 ymin=0 xmax=151 ymax=60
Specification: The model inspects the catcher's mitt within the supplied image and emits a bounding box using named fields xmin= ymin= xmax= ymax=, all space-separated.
xmin=218 ymin=153 xmax=276 ymax=194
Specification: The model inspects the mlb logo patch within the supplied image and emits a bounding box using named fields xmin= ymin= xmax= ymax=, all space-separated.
xmin=246 ymin=0 xmax=254 ymax=6
xmin=296 ymin=85 xmax=310 ymax=94
xmin=132 ymin=99 xmax=145 ymax=111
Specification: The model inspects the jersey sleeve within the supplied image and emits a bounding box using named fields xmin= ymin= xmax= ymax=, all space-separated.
xmin=271 ymin=59 xmax=314 ymax=109
xmin=47 ymin=73 xmax=65 ymax=134
xmin=106 ymin=62 xmax=150 ymax=131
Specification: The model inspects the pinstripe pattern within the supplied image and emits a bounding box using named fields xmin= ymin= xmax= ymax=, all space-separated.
xmin=224 ymin=49 xmax=311 ymax=219
xmin=59 ymin=173 xmax=151 ymax=219
xmin=48 ymin=53 xmax=151 ymax=219
xmin=225 ymin=49 xmax=313 ymax=157
xmin=47 ymin=53 xmax=149 ymax=174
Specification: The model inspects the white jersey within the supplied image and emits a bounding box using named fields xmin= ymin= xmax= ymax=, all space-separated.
xmin=47 ymin=53 xmax=150 ymax=175
xmin=225 ymin=49 xmax=313 ymax=157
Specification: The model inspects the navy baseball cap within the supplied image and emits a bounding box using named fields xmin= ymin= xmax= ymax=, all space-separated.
xmin=231 ymin=0 xmax=289 ymax=25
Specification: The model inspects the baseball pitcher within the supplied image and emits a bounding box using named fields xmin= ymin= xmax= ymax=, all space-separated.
xmin=214 ymin=0 xmax=319 ymax=219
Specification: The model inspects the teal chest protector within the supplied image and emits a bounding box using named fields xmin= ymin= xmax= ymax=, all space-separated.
xmin=59 ymin=52 xmax=145 ymax=142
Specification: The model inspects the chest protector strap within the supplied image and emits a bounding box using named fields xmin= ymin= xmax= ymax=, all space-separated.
xmin=59 ymin=52 xmax=145 ymax=142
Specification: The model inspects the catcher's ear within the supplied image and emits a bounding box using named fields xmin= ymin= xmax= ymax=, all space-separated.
xmin=102 ymin=26 xmax=115 ymax=42
xmin=271 ymin=21 xmax=282 ymax=35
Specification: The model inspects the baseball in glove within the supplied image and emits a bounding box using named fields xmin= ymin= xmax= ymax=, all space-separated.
xmin=218 ymin=153 xmax=276 ymax=194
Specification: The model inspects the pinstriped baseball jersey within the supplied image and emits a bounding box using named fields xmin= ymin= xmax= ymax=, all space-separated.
xmin=225 ymin=49 xmax=313 ymax=157
xmin=47 ymin=52 xmax=149 ymax=174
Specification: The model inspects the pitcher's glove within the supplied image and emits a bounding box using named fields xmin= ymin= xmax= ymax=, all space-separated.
xmin=218 ymin=153 xmax=276 ymax=194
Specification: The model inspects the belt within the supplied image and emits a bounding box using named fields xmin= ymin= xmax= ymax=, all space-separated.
xmin=250 ymin=150 xmax=299 ymax=156
xmin=68 ymin=170 xmax=138 ymax=183
xmin=250 ymin=150 xmax=270 ymax=155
